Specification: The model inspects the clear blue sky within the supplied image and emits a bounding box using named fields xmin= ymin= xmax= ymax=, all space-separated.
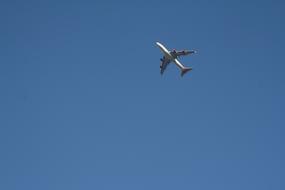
xmin=0 ymin=0 xmax=284 ymax=189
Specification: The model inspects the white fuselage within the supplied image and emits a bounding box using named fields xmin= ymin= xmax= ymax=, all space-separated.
xmin=156 ymin=42 xmax=174 ymax=60
xmin=156 ymin=42 xmax=185 ymax=70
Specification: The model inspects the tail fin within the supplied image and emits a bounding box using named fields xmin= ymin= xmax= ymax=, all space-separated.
xmin=181 ymin=67 xmax=192 ymax=77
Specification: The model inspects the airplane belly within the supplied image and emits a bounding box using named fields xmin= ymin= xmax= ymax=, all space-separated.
xmin=156 ymin=42 xmax=173 ymax=59
xmin=164 ymin=51 xmax=173 ymax=60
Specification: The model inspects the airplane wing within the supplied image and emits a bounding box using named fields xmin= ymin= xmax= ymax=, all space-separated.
xmin=160 ymin=59 xmax=171 ymax=75
xmin=172 ymin=50 xmax=197 ymax=57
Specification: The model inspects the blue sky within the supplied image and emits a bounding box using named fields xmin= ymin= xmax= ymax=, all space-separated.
xmin=0 ymin=0 xmax=284 ymax=189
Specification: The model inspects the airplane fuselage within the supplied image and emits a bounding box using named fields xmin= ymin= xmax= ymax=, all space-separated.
xmin=156 ymin=42 xmax=195 ymax=76
xmin=156 ymin=42 xmax=174 ymax=61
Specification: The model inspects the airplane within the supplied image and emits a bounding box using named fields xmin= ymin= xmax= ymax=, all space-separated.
xmin=156 ymin=42 xmax=197 ymax=76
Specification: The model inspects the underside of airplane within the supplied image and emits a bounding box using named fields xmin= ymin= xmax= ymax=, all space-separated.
xmin=156 ymin=42 xmax=197 ymax=77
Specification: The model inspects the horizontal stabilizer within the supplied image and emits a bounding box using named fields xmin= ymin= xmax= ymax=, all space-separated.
xmin=181 ymin=67 xmax=192 ymax=77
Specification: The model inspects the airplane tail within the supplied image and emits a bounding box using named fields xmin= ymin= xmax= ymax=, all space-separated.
xmin=181 ymin=67 xmax=192 ymax=77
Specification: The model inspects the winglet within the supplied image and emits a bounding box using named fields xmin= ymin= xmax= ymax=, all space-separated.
xmin=181 ymin=67 xmax=192 ymax=77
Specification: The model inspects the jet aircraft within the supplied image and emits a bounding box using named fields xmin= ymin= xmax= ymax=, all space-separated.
xmin=156 ymin=42 xmax=197 ymax=76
